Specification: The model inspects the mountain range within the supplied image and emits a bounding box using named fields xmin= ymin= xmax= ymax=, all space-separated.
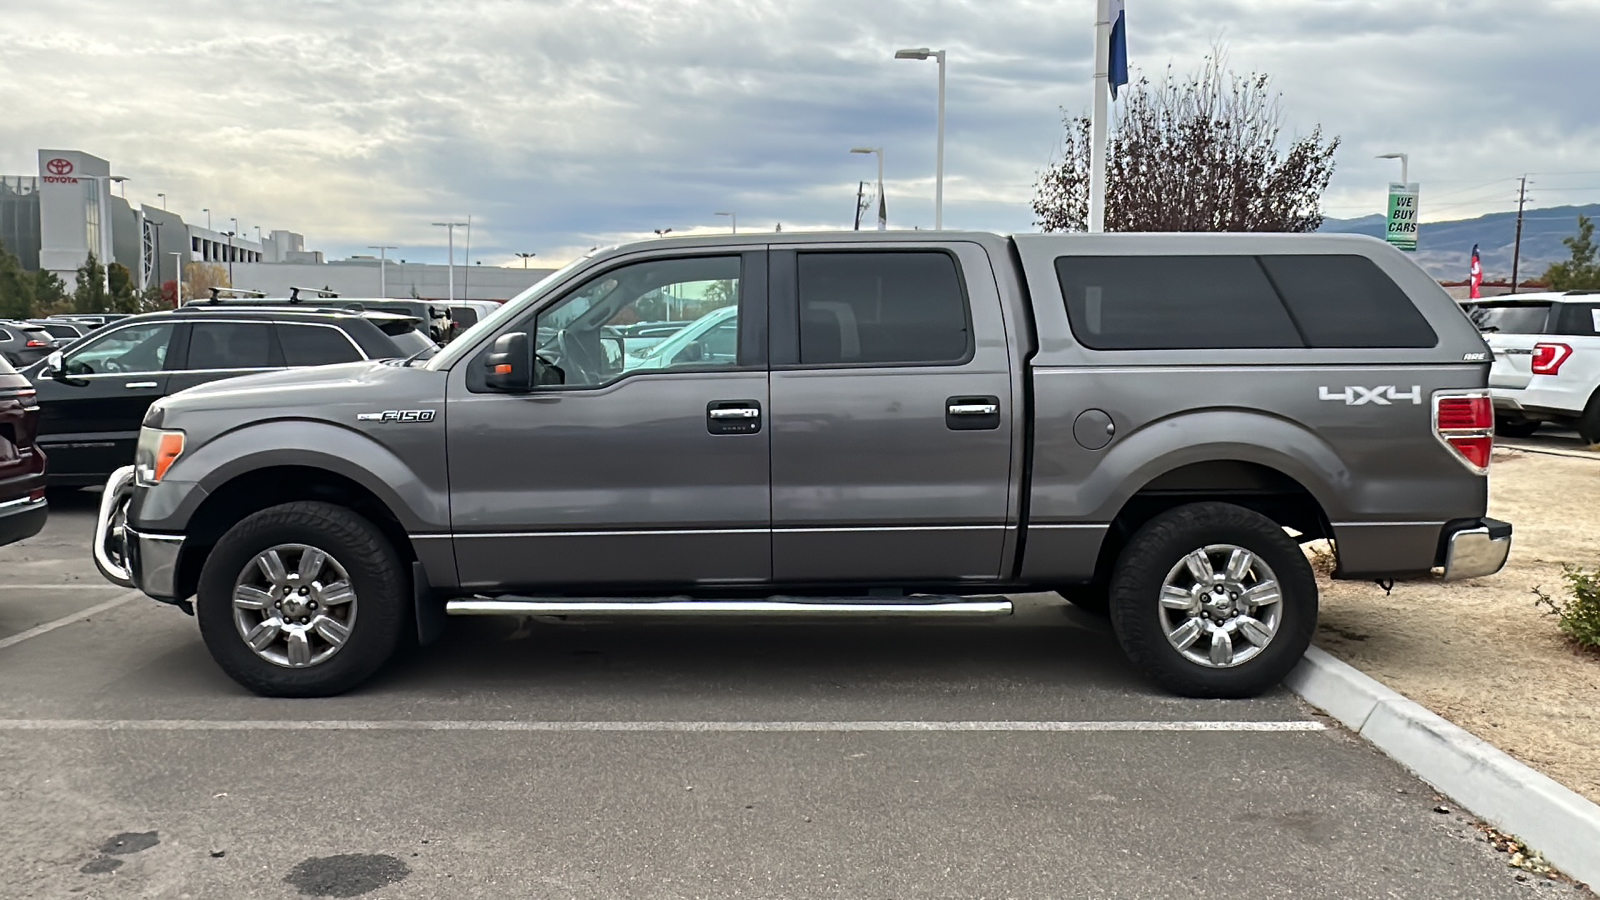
xmin=1318 ymin=203 xmax=1598 ymax=283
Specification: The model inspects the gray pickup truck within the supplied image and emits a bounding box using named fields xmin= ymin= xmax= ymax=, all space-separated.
xmin=93 ymin=231 xmax=1512 ymax=699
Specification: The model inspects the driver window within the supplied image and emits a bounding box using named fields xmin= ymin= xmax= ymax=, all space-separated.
xmin=531 ymin=255 xmax=741 ymax=389
xmin=62 ymin=323 xmax=178 ymax=376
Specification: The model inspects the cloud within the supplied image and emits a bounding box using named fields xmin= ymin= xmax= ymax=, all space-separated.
xmin=1 ymin=0 xmax=1595 ymax=266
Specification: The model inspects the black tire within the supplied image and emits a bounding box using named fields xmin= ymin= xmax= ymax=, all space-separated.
xmin=1494 ymin=416 xmax=1541 ymax=439
xmin=1578 ymin=393 xmax=1600 ymax=445
xmin=1108 ymin=502 xmax=1317 ymax=699
xmin=1057 ymin=585 xmax=1110 ymax=617
xmin=196 ymin=501 xmax=409 ymax=698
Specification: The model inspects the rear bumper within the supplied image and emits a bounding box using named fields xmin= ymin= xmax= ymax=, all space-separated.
xmin=1490 ymin=385 xmax=1584 ymax=418
xmin=1439 ymin=517 xmax=1513 ymax=582
xmin=0 ymin=495 xmax=47 ymax=547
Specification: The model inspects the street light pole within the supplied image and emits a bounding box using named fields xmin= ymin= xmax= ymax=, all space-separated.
xmin=168 ymin=251 xmax=184 ymax=307
xmin=1376 ymin=152 xmax=1410 ymax=186
xmin=368 ymin=245 xmax=398 ymax=297
xmin=515 ymin=252 xmax=537 ymax=268
xmin=895 ymin=47 xmax=946 ymax=229
xmin=715 ymin=211 xmax=737 ymax=234
xmin=156 ymin=192 xmax=166 ymax=210
xmin=431 ymin=222 xmax=466 ymax=302
xmin=203 ymin=208 xmax=210 ymax=231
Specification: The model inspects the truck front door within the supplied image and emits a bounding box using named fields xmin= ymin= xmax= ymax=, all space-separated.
xmin=767 ymin=244 xmax=1016 ymax=584
xmin=444 ymin=250 xmax=771 ymax=591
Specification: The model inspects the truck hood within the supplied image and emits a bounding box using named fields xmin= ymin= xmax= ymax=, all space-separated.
xmin=156 ymin=361 xmax=445 ymax=420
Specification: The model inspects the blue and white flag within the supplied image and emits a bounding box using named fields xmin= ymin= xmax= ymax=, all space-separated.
xmin=1108 ymin=0 xmax=1129 ymax=99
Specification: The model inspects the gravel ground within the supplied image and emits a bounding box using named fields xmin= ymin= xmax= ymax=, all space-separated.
xmin=1316 ymin=446 xmax=1600 ymax=805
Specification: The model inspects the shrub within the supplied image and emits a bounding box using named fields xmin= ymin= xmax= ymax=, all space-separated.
xmin=1531 ymin=565 xmax=1600 ymax=651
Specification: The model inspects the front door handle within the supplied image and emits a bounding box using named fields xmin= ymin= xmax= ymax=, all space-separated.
xmin=708 ymin=400 xmax=761 ymax=435
xmin=124 ymin=381 xmax=159 ymax=389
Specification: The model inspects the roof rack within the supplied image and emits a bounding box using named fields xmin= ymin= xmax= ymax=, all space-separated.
xmin=207 ymin=287 xmax=267 ymax=303
xmin=289 ymin=286 xmax=340 ymax=303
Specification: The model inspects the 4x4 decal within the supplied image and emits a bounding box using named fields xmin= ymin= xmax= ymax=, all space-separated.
xmin=1318 ymin=386 xmax=1422 ymax=406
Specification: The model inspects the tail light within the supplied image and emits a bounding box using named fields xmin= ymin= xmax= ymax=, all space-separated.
xmin=25 ymin=339 xmax=48 ymax=348
xmin=1434 ymin=391 xmax=1493 ymax=474
xmin=1531 ymin=342 xmax=1572 ymax=375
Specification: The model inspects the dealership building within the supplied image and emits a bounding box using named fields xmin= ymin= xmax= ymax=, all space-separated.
xmin=0 ymin=148 xmax=553 ymax=301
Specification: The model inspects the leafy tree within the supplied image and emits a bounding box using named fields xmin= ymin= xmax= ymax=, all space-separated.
xmin=73 ymin=253 xmax=109 ymax=314
xmin=182 ymin=262 xmax=230 ymax=303
xmin=33 ymin=269 xmax=70 ymax=314
xmin=107 ymin=262 xmax=142 ymax=314
xmin=1033 ymin=53 xmax=1340 ymax=233
xmin=0 ymin=239 xmax=35 ymax=320
xmin=1544 ymin=215 xmax=1600 ymax=291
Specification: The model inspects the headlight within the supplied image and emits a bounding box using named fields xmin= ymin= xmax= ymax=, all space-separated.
xmin=135 ymin=428 xmax=185 ymax=485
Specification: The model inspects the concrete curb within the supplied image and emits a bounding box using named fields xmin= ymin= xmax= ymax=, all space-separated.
xmin=1286 ymin=646 xmax=1600 ymax=889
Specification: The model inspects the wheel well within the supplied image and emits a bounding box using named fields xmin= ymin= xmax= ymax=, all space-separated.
xmin=174 ymin=466 xmax=414 ymax=601
xmin=1088 ymin=460 xmax=1330 ymax=585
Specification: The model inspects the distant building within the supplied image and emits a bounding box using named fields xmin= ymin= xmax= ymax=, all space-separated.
xmin=0 ymin=148 xmax=553 ymax=300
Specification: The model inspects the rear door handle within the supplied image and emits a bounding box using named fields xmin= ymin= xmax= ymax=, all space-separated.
xmin=708 ymin=400 xmax=762 ymax=435
xmin=946 ymin=395 xmax=1001 ymax=431
xmin=124 ymin=382 xmax=159 ymax=389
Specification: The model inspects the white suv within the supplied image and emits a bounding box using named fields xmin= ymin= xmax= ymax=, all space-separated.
xmin=1466 ymin=291 xmax=1600 ymax=440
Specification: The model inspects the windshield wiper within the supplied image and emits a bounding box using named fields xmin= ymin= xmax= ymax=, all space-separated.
xmin=400 ymin=344 xmax=438 ymax=366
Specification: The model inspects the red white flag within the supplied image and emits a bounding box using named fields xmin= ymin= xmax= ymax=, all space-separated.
xmin=1469 ymin=244 xmax=1483 ymax=299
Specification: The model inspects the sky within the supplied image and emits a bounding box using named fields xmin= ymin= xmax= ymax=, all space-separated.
xmin=2 ymin=0 xmax=1597 ymax=268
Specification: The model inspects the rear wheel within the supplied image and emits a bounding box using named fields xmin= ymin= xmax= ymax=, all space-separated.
xmin=1577 ymin=393 xmax=1600 ymax=445
xmin=1109 ymin=502 xmax=1317 ymax=698
xmin=196 ymin=502 xmax=408 ymax=697
xmin=1494 ymin=416 xmax=1541 ymax=439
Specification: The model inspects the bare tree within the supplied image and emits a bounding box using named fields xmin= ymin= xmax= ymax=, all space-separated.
xmin=1033 ymin=54 xmax=1340 ymax=233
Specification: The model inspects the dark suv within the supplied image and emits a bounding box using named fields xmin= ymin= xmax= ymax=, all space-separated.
xmin=0 ymin=321 xmax=59 ymax=367
xmin=23 ymin=305 xmax=436 ymax=485
xmin=0 ymin=355 xmax=47 ymax=546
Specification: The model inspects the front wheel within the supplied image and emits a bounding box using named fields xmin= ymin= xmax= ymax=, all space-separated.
xmin=197 ymin=502 xmax=409 ymax=697
xmin=1108 ymin=502 xmax=1317 ymax=699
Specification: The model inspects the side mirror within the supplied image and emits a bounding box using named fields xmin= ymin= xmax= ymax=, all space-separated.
xmin=45 ymin=350 xmax=69 ymax=382
xmin=601 ymin=335 xmax=623 ymax=371
xmin=484 ymin=333 xmax=534 ymax=393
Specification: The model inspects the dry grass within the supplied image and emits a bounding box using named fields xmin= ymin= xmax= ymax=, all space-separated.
xmin=1314 ymin=449 xmax=1600 ymax=805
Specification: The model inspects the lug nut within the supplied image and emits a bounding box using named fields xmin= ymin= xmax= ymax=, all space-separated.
xmin=274 ymin=601 xmax=281 ymax=609
xmin=308 ymin=602 xmax=318 ymax=610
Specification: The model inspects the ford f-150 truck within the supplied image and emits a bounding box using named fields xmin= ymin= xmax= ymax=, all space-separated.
xmin=93 ymin=231 xmax=1512 ymax=699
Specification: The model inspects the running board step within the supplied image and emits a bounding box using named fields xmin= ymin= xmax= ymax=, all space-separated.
xmin=445 ymin=596 xmax=1014 ymax=618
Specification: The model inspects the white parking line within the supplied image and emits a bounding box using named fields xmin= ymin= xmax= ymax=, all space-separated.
xmin=0 ymin=718 xmax=1327 ymax=733
xmin=6 ymin=584 xmax=136 ymax=590
xmin=0 ymin=590 xmax=142 ymax=652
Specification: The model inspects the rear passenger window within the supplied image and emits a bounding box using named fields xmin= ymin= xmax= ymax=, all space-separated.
xmin=1259 ymin=255 xmax=1436 ymax=348
xmin=1553 ymin=304 xmax=1600 ymax=337
xmin=187 ymin=322 xmax=274 ymax=369
xmin=796 ymin=251 xmax=970 ymax=365
xmin=1055 ymin=256 xmax=1301 ymax=350
xmin=279 ymin=325 xmax=362 ymax=366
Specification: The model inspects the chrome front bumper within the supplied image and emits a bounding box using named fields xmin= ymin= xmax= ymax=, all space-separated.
xmin=1440 ymin=517 xmax=1513 ymax=582
xmin=93 ymin=465 xmax=185 ymax=601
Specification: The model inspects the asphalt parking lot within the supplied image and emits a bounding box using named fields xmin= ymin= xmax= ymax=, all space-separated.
xmin=0 ymin=492 xmax=1586 ymax=899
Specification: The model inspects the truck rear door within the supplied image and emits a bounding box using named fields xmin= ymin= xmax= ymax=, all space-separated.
xmin=766 ymin=242 xmax=1016 ymax=583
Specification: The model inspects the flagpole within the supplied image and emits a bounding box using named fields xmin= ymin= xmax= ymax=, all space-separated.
xmin=1088 ymin=0 xmax=1111 ymax=233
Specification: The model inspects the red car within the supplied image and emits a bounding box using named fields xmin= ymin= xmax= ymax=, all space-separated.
xmin=0 ymin=355 xmax=46 ymax=547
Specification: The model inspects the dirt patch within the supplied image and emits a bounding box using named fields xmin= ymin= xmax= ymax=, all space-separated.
xmin=1315 ymin=449 xmax=1600 ymax=805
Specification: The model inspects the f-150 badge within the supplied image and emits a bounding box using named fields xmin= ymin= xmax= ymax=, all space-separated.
xmin=1318 ymin=386 xmax=1422 ymax=406
xmin=357 ymin=410 xmax=436 ymax=422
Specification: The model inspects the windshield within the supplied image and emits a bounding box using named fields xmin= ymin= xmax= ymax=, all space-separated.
xmin=385 ymin=327 xmax=437 ymax=359
xmin=425 ymin=255 xmax=590 ymax=370
xmin=1465 ymin=303 xmax=1549 ymax=334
